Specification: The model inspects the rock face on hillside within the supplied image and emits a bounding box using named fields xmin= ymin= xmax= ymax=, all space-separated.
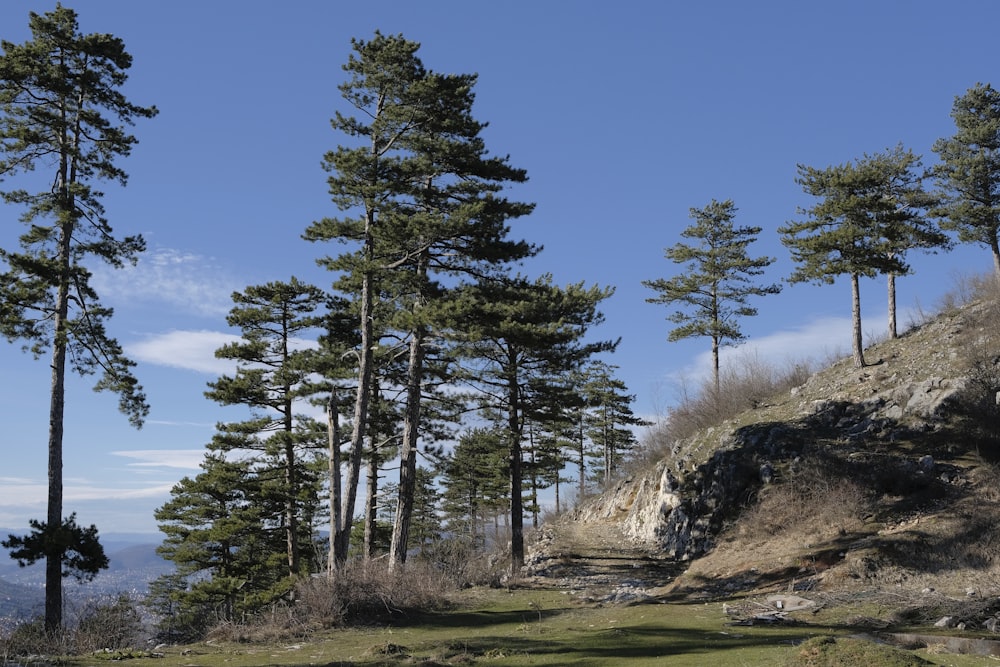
xmin=523 ymin=299 xmax=1000 ymax=596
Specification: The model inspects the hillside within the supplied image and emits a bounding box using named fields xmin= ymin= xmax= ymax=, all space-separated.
xmin=524 ymin=292 xmax=1000 ymax=629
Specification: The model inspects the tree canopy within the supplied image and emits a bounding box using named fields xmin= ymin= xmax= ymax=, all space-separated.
xmin=932 ymin=82 xmax=1000 ymax=278
xmin=779 ymin=148 xmax=938 ymax=367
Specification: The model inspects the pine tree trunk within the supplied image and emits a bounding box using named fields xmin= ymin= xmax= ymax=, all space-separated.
xmin=336 ymin=226 xmax=376 ymax=563
xmin=991 ymin=237 xmax=1000 ymax=282
xmin=282 ymin=388 xmax=299 ymax=578
xmin=554 ymin=471 xmax=560 ymax=515
xmin=507 ymin=366 xmax=525 ymax=573
xmin=851 ymin=273 xmax=866 ymax=368
xmin=284 ymin=436 xmax=299 ymax=578
xmin=887 ymin=272 xmax=898 ymax=339
xmin=363 ymin=440 xmax=380 ymax=560
xmin=577 ymin=415 xmax=585 ymax=504
xmin=529 ymin=441 xmax=539 ymax=530
xmin=327 ymin=392 xmax=341 ymax=576
xmin=711 ymin=335 xmax=721 ymax=397
xmin=388 ymin=323 xmax=425 ymax=570
xmin=46 ymin=314 xmax=67 ymax=635
xmin=46 ymin=136 xmax=74 ymax=632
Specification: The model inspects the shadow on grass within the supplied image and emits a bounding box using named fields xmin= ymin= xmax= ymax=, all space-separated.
xmin=273 ymin=620 xmax=835 ymax=666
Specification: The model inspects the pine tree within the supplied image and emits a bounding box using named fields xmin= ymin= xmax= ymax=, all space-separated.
xmin=204 ymin=278 xmax=327 ymax=580
xmin=153 ymin=451 xmax=289 ymax=631
xmin=304 ymin=32 xmax=427 ymax=565
xmin=440 ymin=428 xmax=508 ymax=541
xmin=579 ymin=361 xmax=649 ymax=486
xmin=0 ymin=6 xmax=156 ymax=632
xmin=305 ymin=32 xmax=534 ymax=568
xmin=866 ymin=145 xmax=948 ymax=338
xmin=643 ymin=199 xmax=779 ymax=393
xmin=932 ymin=83 xmax=1000 ymax=278
xmin=457 ymin=275 xmax=616 ymax=572
xmin=409 ymin=466 xmax=443 ymax=554
xmin=780 ymin=149 xmax=941 ymax=367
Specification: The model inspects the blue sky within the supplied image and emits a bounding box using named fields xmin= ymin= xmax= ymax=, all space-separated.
xmin=0 ymin=0 xmax=997 ymax=534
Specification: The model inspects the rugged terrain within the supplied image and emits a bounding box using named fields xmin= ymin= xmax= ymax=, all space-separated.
xmin=524 ymin=295 xmax=1000 ymax=635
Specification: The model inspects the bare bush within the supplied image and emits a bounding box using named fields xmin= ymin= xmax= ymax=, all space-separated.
xmin=1 ymin=617 xmax=70 ymax=657
xmin=417 ymin=536 xmax=507 ymax=588
xmin=72 ymin=594 xmax=145 ymax=653
xmin=737 ymin=457 xmax=870 ymax=542
xmin=938 ymin=270 xmax=1000 ymax=312
xmin=1 ymin=594 xmax=146 ymax=658
xmin=207 ymin=558 xmax=459 ymax=641
xmin=950 ymin=276 xmax=1000 ymax=435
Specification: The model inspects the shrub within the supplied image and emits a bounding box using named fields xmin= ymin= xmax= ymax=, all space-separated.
xmin=417 ymin=536 xmax=506 ymax=588
xmin=310 ymin=558 xmax=454 ymax=623
xmin=204 ymin=559 xmax=458 ymax=641
xmin=73 ymin=594 xmax=145 ymax=653
xmin=737 ymin=455 xmax=870 ymax=542
xmin=949 ymin=273 xmax=1000 ymax=443
xmin=0 ymin=595 xmax=146 ymax=657
xmin=1 ymin=617 xmax=68 ymax=657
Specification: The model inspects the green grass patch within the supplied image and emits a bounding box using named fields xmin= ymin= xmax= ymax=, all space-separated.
xmin=39 ymin=588 xmax=991 ymax=667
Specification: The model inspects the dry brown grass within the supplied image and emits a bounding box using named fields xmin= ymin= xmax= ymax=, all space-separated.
xmin=0 ymin=594 xmax=146 ymax=657
xmin=736 ymin=459 xmax=871 ymax=543
xmin=205 ymin=558 xmax=457 ymax=643
xmin=640 ymin=352 xmax=814 ymax=466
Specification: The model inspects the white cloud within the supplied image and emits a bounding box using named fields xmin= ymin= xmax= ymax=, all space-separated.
xmin=0 ymin=481 xmax=46 ymax=508
xmin=111 ymin=449 xmax=205 ymax=470
xmin=66 ymin=483 xmax=178 ymax=502
xmin=128 ymin=329 xmax=322 ymax=376
xmin=0 ymin=477 xmax=176 ymax=509
xmin=0 ymin=476 xmax=37 ymax=486
xmin=127 ymin=329 xmax=240 ymax=374
xmin=91 ymin=247 xmax=238 ymax=318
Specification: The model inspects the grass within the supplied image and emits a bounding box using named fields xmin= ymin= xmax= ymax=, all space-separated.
xmin=39 ymin=588 xmax=995 ymax=667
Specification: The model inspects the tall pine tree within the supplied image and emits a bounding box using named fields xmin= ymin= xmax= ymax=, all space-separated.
xmin=780 ymin=150 xmax=940 ymax=367
xmin=204 ymin=277 xmax=327 ymax=581
xmin=0 ymin=6 xmax=156 ymax=632
xmin=456 ymin=275 xmax=615 ymax=572
xmin=305 ymin=32 xmax=534 ymax=568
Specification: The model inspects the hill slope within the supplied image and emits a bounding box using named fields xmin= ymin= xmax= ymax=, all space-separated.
xmin=525 ymin=294 xmax=1000 ymax=616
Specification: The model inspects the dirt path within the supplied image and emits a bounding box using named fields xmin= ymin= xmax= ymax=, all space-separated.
xmin=521 ymin=520 xmax=682 ymax=602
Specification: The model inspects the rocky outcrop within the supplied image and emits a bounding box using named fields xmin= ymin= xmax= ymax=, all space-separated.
xmin=570 ymin=422 xmax=802 ymax=561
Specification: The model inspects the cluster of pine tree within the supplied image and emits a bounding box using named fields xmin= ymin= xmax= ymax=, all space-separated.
xmin=143 ymin=32 xmax=647 ymax=631
xmin=4 ymin=4 xmax=1000 ymax=636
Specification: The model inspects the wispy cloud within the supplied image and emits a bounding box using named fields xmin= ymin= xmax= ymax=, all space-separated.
xmin=111 ymin=449 xmax=205 ymax=470
xmin=0 ymin=477 xmax=176 ymax=509
xmin=91 ymin=247 xmax=239 ymax=318
xmin=127 ymin=329 xmax=321 ymax=376
xmin=127 ymin=329 xmax=240 ymax=374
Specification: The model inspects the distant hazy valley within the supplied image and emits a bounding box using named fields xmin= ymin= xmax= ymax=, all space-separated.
xmin=0 ymin=531 xmax=170 ymax=629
